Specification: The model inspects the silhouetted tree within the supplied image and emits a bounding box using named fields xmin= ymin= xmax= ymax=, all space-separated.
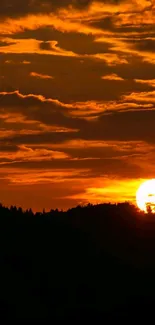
xmin=146 ymin=203 xmax=152 ymax=214
xmin=0 ymin=201 xmax=155 ymax=323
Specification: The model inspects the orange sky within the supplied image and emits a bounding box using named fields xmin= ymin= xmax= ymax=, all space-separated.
xmin=0 ymin=0 xmax=154 ymax=211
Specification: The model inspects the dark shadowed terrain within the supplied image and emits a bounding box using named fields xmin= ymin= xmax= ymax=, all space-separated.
xmin=1 ymin=202 xmax=155 ymax=323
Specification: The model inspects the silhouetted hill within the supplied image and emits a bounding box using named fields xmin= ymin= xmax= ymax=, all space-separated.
xmin=1 ymin=202 xmax=155 ymax=323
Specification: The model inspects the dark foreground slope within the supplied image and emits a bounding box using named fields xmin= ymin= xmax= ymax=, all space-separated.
xmin=1 ymin=203 xmax=155 ymax=323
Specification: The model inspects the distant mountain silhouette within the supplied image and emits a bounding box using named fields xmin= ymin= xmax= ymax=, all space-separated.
xmin=0 ymin=202 xmax=155 ymax=323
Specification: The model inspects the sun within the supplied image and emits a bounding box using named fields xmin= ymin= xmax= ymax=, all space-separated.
xmin=136 ymin=179 xmax=155 ymax=213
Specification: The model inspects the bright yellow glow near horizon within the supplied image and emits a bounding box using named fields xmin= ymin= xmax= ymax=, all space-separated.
xmin=136 ymin=179 xmax=155 ymax=213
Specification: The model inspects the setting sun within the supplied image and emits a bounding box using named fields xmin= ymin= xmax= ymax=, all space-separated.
xmin=136 ymin=179 xmax=155 ymax=213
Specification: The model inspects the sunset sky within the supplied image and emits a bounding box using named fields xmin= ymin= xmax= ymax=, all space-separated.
xmin=0 ymin=0 xmax=154 ymax=211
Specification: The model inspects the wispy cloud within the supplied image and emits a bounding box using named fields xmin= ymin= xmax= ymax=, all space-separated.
xmin=4 ymin=59 xmax=31 ymax=64
xmin=123 ymin=91 xmax=155 ymax=103
xmin=101 ymin=73 xmax=124 ymax=81
xmin=134 ymin=79 xmax=155 ymax=88
xmin=30 ymin=72 xmax=54 ymax=79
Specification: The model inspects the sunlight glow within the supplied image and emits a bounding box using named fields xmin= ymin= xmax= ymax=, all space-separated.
xmin=136 ymin=179 xmax=155 ymax=212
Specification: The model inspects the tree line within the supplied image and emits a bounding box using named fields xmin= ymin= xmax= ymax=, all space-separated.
xmin=0 ymin=201 xmax=155 ymax=323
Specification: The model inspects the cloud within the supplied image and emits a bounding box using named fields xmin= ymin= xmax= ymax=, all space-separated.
xmin=30 ymin=71 xmax=54 ymax=79
xmin=0 ymin=145 xmax=69 ymax=164
xmin=2 ymin=168 xmax=90 ymax=185
xmin=0 ymin=1 xmax=131 ymax=19
xmin=0 ymin=1 xmax=153 ymax=67
xmin=22 ymin=60 xmax=31 ymax=64
xmin=4 ymin=60 xmax=13 ymax=64
xmin=0 ymin=90 xmax=155 ymax=184
xmin=69 ymin=177 xmax=144 ymax=206
xmin=123 ymin=90 xmax=155 ymax=103
xmin=0 ymin=38 xmax=79 ymax=58
xmin=4 ymin=59 xmax=31 ymax=64
xmin=90 ymin=53 xmax=128 ymax=65
xmin=0 ymin=89 xmax=154 ymax=130
xmin=0 ymin=89 xmax=153 ymax=132
xmin=0 ymin=0 xmax=154 ymax=210
xmin=0 ymin=0 xmax=95 ymax=18
xmin=134 ymin=79 xmax=155 ymax=88
xmin=0 ymin=36 xmax=128 ymax=66
xmin=101 ymin=73 xmax=124 ymax=81
xmin=95 ymin=35 xmax=155 ymax=65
